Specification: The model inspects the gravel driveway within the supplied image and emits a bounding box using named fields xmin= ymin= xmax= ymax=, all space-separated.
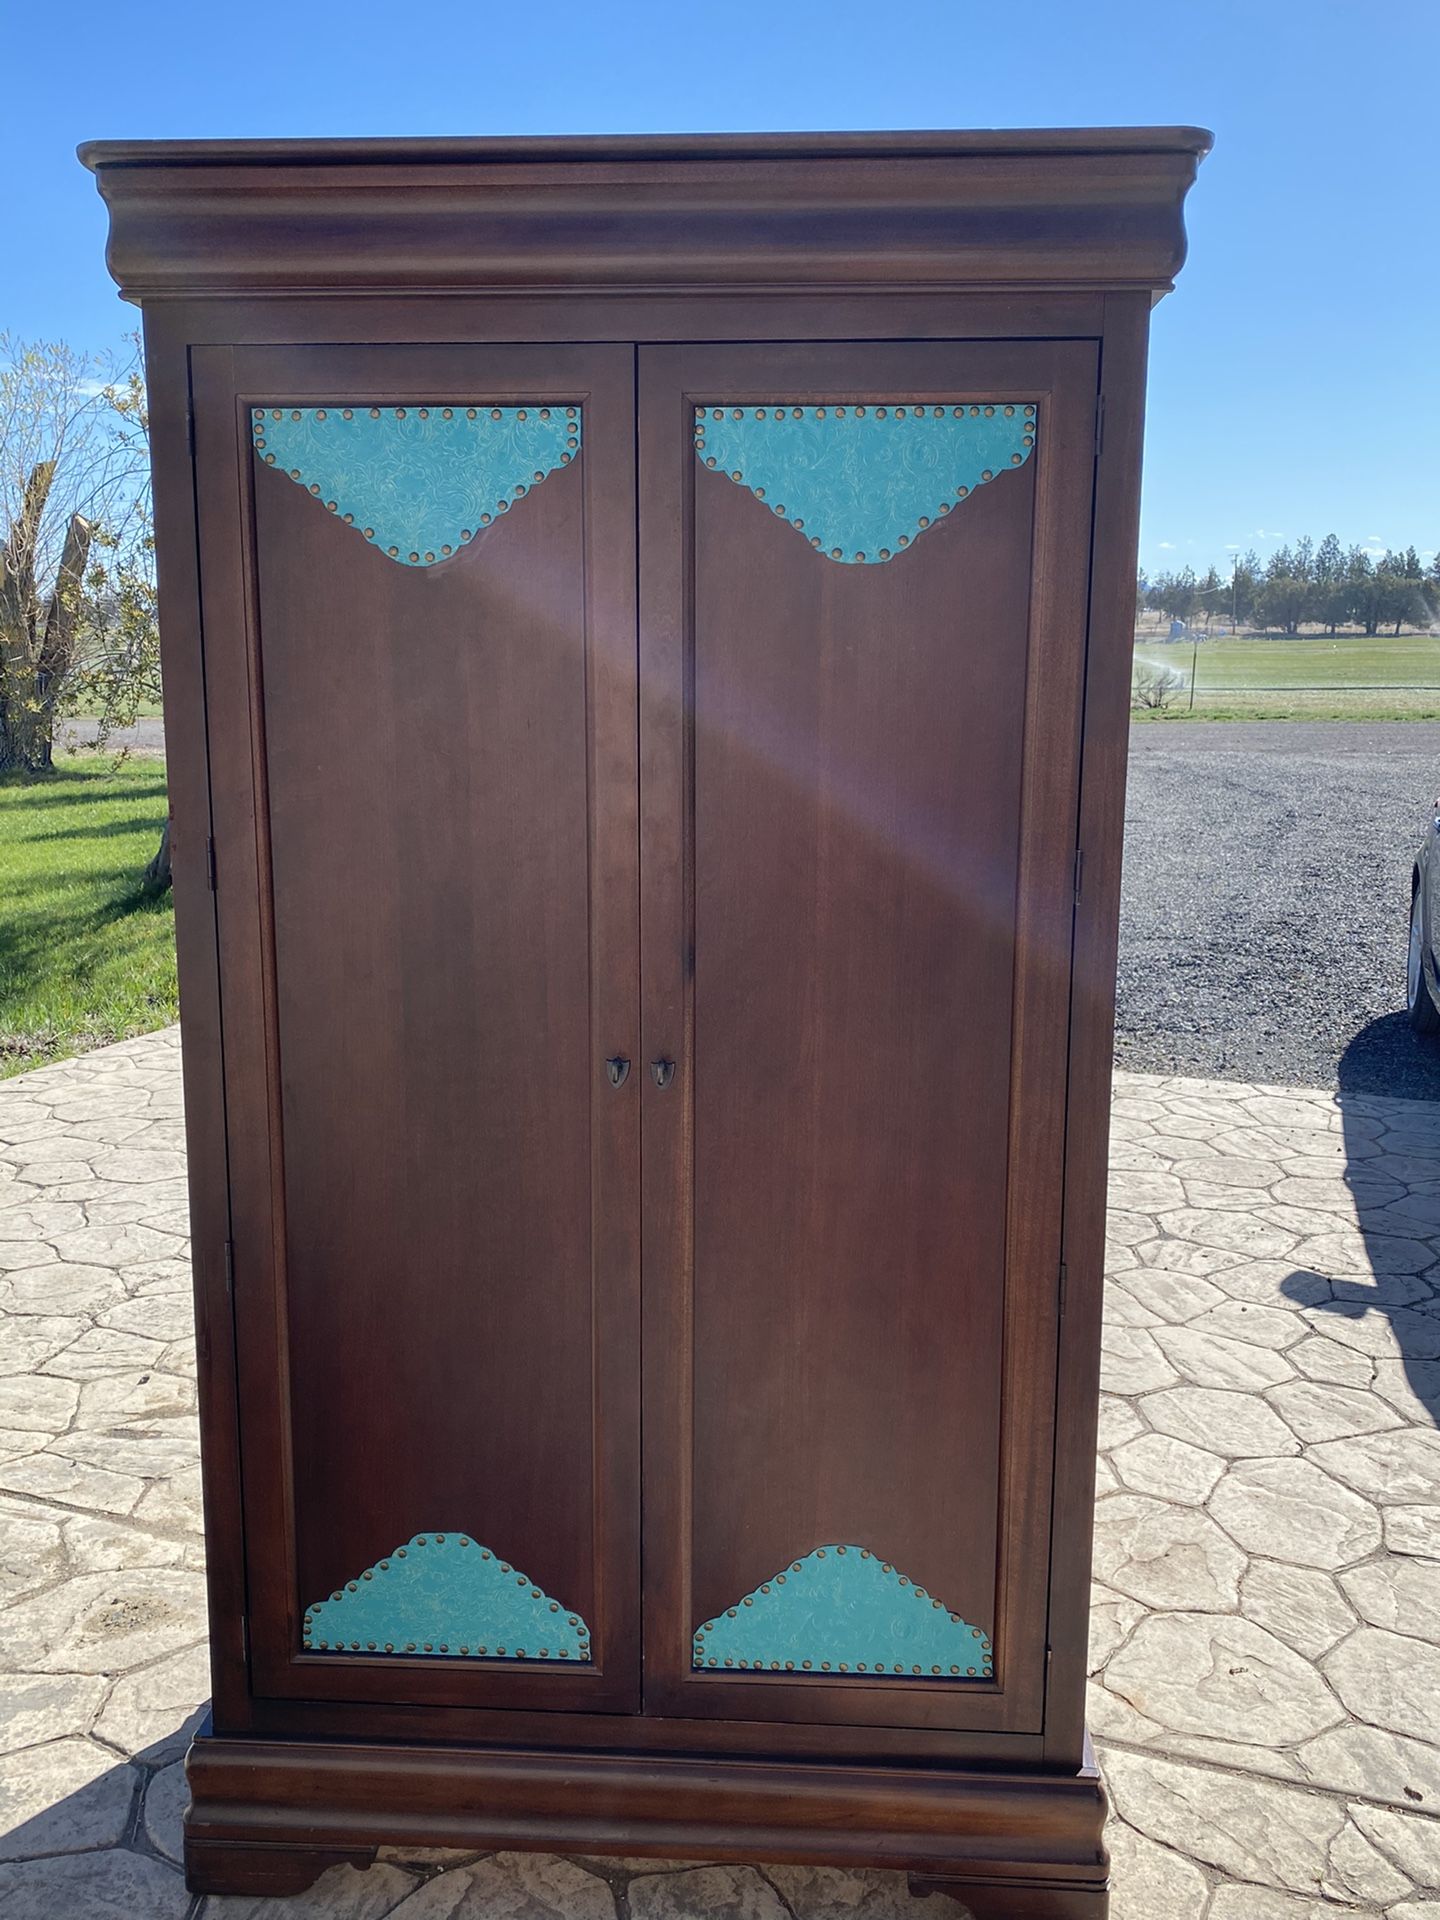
xmin=56 ymin=716 xmax=167 ymax=755
xmin=1118 ymin=721 xmax=1440 ymax=1099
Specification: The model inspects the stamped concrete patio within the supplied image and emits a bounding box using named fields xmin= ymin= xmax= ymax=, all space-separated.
xmin=2 ymin=1029 xmax=1439 ymax=1918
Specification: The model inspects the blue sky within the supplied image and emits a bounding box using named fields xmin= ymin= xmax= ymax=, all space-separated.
xmin=10 ymin=0 xmax=1437 ymax=573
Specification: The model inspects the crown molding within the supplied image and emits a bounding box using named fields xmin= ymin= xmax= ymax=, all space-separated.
xmin=80 ymin=128 xmax=1211 ymax=305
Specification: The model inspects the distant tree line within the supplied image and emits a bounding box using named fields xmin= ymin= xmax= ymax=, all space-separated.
xmin=1138 ymin=536 xmax=1438 ymax=637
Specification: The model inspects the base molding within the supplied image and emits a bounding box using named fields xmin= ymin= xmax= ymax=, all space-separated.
xmin=184 ymin=1730 xmax=1108 ymax=1906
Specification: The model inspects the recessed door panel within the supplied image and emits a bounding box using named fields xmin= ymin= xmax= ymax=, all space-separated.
xmin=639 ymin=342 xmax=1098 ymax=1731
xmin=194 ymin=345 xmax=639 ymax=1712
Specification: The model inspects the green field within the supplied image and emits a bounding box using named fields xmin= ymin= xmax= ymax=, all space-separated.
xmin=63 ymin=693 xmax=166 ymax=720
xmin=0 ymin=757 xmax=177 ymax=1077
xmin=1133 ymin=630 xmax=1440 ymax=721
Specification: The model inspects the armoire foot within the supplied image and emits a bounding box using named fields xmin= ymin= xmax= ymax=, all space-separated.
xmin=184 ymin=1837 xmax=379 ymax=1897
xmin=909 ymin=1874 xmax=1109 ymax=1919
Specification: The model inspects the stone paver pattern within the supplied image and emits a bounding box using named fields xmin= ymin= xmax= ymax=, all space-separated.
xmin=1 ymin=1030 xmax=1439 ymax=1917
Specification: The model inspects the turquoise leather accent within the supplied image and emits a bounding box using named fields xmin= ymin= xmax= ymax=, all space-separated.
xmin=693 ymin=1545 xmax=993 ymax=1678
xmin=694 ymin=402 xmax=1035 ymax=564
xmin=303 ymin=1533 xmax=591 ymax=1661
xmin=252 ymin=404 xmax=581 ymax=566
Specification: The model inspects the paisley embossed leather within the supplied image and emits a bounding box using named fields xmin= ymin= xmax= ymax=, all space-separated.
xmin=695 ymin=401 xmax=1035 ymax=564
xmin=693 ymin=1545 xmax=993 ymax=1678
xmin=252 ymin=403 xmax=581 ymax=566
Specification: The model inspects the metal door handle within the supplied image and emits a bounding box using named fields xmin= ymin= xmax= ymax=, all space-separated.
xmin=651 ymin=1059 xmax=676 ymax=1089
xmin=605 ymin=1057 xmax=631 ymax=1088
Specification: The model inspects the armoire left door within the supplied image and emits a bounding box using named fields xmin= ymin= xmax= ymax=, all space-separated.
xmin=190 ymin=344 xmax=641 ymax=1714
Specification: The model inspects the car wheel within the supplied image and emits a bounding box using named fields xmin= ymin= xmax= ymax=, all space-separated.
xmin=1409 ymin=881 xmax=1440 ymax=1033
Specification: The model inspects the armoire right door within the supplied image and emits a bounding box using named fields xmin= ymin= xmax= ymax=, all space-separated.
xmin=638 ymin=341 xmax=1100 ymax=1734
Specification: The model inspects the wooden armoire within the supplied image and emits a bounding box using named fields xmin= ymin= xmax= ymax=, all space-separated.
xmin=83 ymin=129 xmax=1204 ymax=1916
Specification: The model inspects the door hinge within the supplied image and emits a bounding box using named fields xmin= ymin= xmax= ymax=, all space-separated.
xmin=1094 ymin=395 xmax=1106 ymax=459
xmin=1073 ymin=847 xmax=1084 ymax=904
xmin=1058 ymin=1262 xmax=1068 ymax=1316
xmin=206 ymin=835 xmax=217 ymax=891
xmin=222 ymin=1239 xmax=234 ymax=1300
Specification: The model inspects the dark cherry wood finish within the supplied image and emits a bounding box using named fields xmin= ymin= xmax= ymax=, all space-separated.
xmin=84 ymin=129 xmax=1205 ymax=1915
xmin=83 ymin=129 xmax=1207 ymax=302
xmin=639 ymin=342 xmax=1097 ymax=1736
xmin=183 ymin=1728 xmax=1108 ymax=1907
xmin=191 ymin=344 xmax=641 ymax=1717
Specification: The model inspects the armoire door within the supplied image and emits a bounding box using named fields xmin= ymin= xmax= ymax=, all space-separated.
xmin=191 ymin=344 xmax=641 ymax=1713
xmin=638 ymin=341 xmax=1099 ymax=1733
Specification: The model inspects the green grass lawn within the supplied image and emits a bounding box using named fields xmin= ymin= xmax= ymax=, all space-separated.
xmin=0 ymin=756 xmax=177 ymax=1078
xmin=1133 ymin=630 xmax=1440 ymax=720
